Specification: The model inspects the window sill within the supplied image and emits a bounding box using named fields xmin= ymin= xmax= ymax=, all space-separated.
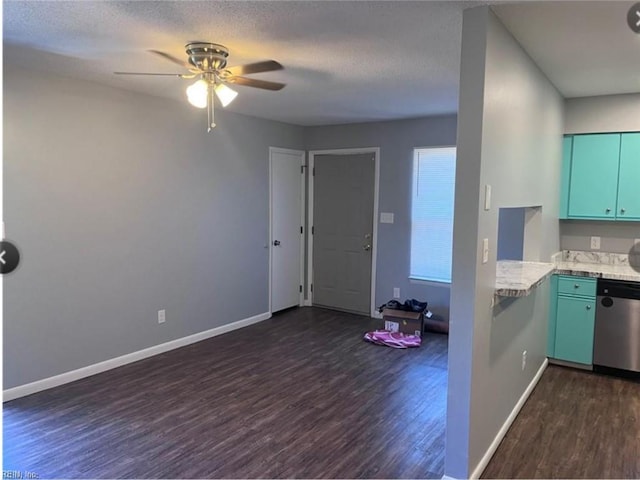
xmin=409 ymin=277 xmax=451 ymax=287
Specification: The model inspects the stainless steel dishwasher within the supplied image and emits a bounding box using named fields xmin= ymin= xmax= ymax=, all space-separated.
xmin=594 ymin=278 xmax=640 ymax=373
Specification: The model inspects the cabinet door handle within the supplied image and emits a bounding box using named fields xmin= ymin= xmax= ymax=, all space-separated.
xmin=574 ymin=284 xmax=580 ymax=288
xmin=606 ymin=208 xmax=611 ymax=213
xmin=620 ymin=208 xmax=626 ymax=214
xmin=586 ymin=305 xmax=592 ymax=310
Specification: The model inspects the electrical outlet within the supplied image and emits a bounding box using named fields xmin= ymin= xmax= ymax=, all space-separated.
xmin=482 ymin=238 xmax=489 ymax=264
xmin=393 ymin=287 xmax=400 ymax=298
xmin=158 ymin=309 xmax=166 ymax=324
xmin=590 ymin=236 xmax=601 ymax=250
xmin=522 ymin=350 xmax=527 ymax=371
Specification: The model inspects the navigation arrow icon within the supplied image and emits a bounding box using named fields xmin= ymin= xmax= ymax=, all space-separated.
xmin=0 ymin=241 xmax=20 ymax=274
xmin=629 ymin=3 xmax=640 ymax=33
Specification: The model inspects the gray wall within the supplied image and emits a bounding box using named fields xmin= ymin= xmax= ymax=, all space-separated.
xmin=4 ymin=64 xmax=303 ymax=389
xmin=4 ymin=59 xmax=458 ymax=390
xmin=565 ymin=94 xmax=640 ymax=134
xmin=445 ymin=7 xmax=563 ymax=478
xmin=497 ymin=208 xmax=525 ymax=261
xmin=305 ymin=116 xmax=458 ymax=321
xmin=561 ymin=221 xmax=640 ymax=255
xmin=561 ymin=94 xmax=640 ymax=254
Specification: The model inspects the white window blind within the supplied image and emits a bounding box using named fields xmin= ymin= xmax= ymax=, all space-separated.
xmin=410 ymin=147 xmax=456 ymax=283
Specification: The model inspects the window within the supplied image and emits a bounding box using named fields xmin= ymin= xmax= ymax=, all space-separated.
xmin=410 ymin=147 xmax=456 ymax=283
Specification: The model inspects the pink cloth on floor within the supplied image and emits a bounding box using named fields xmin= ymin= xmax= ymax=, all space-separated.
xmin=363 ymin=329 xmax=421 ymax=349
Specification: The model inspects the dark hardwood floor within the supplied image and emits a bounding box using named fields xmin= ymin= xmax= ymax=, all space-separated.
xmin=4 ymin=307 xmax=449 ymax=479
xmin=482 ymin=364 xmax=640 ymax=479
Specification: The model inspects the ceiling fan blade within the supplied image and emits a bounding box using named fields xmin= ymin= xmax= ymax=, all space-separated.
xmin=148 ymin=49 xmax=193 ymax=69
xmin=225 ymin=60 xmax=283 ymax=76
xmin=227 ymin=76 xmax=286 ymax=91
xmin=114 ymin=71 xmax=196 ymax=79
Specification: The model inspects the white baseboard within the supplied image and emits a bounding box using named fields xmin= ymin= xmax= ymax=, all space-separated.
xmin=3 ymin=311 xmax=271 ymax=402
xmin=469 ymin=358 xmax=548 ymax=479
xmin=303 ymin=299 xmax=313 ymax=307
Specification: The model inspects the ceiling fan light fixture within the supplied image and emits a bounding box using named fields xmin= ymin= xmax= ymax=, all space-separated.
xmin=214 ymin=83 xmax=238 ymax=107
xmin=116 ymin=42 xmax=285 ymax=132
xmin=186 ymin=79 xmax=208 ymax=109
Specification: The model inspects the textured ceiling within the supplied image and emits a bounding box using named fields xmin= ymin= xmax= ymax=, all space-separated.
xmin=494 ymin=1 xmax=640 ymax=98
xmin=3 ymin=1 xmax=638 ymax=126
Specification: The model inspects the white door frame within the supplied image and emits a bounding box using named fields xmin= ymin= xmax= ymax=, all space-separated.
xmin=269 ymin=147 xmax=306 ymax=314
xmin=307 ymin=147 xmax=380 ymax=317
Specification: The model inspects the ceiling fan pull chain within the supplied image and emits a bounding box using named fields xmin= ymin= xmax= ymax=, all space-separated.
xmin=207 ymin=83 xmax=216 ymax=132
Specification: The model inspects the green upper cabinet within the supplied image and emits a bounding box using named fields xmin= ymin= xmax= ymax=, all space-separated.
xmin=617 ymin=133 xmax=640 ymax=221
xmin=562 ymin=132 xmax=640 ymax=221
xmin=559 ymin=137 xmax=572 ymax=219
xmin=567 ymin=134 xmax=620 ymax=219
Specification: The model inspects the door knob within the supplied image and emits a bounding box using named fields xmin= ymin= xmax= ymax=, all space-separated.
xmin=363 ymin=244 xmax=371 ymax=251
xmin=273 ymin=240 xmax=281 ymax=246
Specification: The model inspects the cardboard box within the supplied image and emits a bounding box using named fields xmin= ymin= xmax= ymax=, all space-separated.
xmin=382 ymin=308 xmax=424 ymax=337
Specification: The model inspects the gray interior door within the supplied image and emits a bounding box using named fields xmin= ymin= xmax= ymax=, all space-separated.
xmin=313 ymin=153 xmax=375 ymax=315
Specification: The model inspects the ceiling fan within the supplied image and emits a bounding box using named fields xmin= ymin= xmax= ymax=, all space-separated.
xmin=115 ymin=42 xmax=286 ymax=132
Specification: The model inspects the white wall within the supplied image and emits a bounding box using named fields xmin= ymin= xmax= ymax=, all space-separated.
xmin=445 ymin=7 xmax=564 ymax=478
xmin=3 ymin=64 xmax=303 ymax=389
xmin=565 ymin=94 xmax=640 ymax=134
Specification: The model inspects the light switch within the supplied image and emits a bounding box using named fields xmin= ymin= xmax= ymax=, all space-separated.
xmin=484 ymin=185 xmax=492 ymax=211
xmin=482 ymin=238 xmax=489 ymax=264
xmin=380 ymin=212 xmax=394 ymax=224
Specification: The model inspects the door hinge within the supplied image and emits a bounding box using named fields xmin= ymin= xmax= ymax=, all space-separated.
xmin=311 ymin=283 xmax=313 ymax=292
xmin=301 ymin=165 xmax=304 ymax=174
xmin=300 ymin=226 xmax=303 ymax=234
xmin=312 ymin=226 xmax=314 ymax=235
xmin=313 ymin=167 xmax=315 ymax=176
xmin=299 ymin=285 xmax=303 ymax=293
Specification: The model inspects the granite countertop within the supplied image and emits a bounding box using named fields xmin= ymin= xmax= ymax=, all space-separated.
xmin=495 ymin=260 xmax=556 ymax=298
xmin=554 ymin=250 xmax=640 ymax=282
xmin=554 ymin=262 xmax=640 ymax=281
xmin=495 ymin=251 xmax=640 ymax=298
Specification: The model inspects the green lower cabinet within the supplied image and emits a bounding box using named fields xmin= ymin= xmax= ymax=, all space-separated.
xmin=554 ymin=296 xmax=596 ymax=365
xmin=549 ymin=275 xmax=596 ymax=366
xmin=548 ymin=275 xmax=559 ymax=357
